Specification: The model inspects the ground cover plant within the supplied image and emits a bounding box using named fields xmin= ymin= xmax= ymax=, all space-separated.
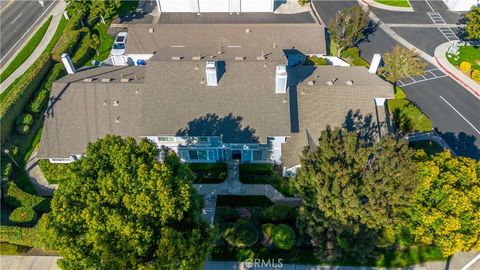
xmin=374 ymin=0 xmax=411 ymax=8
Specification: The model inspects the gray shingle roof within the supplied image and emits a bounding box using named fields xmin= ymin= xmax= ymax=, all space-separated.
xmin=125 ymin=23 xmax=326 ymax=61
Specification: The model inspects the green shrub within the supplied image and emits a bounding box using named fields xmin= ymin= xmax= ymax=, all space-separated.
xmin=394 ymin=86 xmax=406 ymax=99
xmin=0 ymin=53 xmax=52 ymax=143
xmin=4 ymin=182 xmax=51 ymax=213
xmin=472 ymin=70 xmax=480 ymax=82
xmin=388 ymin=99 xmax=432 ymax=132
xmin=272 ymin=224 xmax=295 ymax=250
xmin=261 ymin=204 xmax=296 ymax=223
xmin=189 ymin=163 xmax=227 ymax=183
xmin=216 ymin=195 xmax=274 ymax=208
xmin=304 ymin=56 xmax=328 ymax=66
xmin=28 ymin=89 xmax=49 ymax=113
xmin=16 ymin=125 xmax=30 ymax=135
xmin=261 ymin=223 xmax=275 ymax=246
xmin=71 ymin=29 xmax=95 ymax=67
xmin=8 ymin=207 xmax=37 ymax=224
xmin=0 ymin=215 xmax=47 ymax=248
xmin=2 ymin=162 xmax=13 ymax=178
xmin=219 ymin=208 xmax=240 ymax=222
xmin=223 ymin=219 xmax=259 ymax=248
xmin=341 ymin=47 xmax=370 ymax=67
xmin=38 ymin=159 xmax=73 ymax=184
xmin=239 ymin=164 xmax=273 ymax=175
xmin=16 ymin=114 xmax=33 ymax=125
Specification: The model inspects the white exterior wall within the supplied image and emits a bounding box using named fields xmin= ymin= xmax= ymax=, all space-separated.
xmin=269 ymin=136 xmax=287 ymax=164
xmin=241 ymin=0 xmax=273 ymax=12
xmin=125 ymin=54 xmax=154 ymax=65
xmin=442 ymin=0 xmax=477 ymax=11
xmin=158 ymin=0 xmax=274 ymax=12
xmin=199 ymin=0 xmax=229 ymax=12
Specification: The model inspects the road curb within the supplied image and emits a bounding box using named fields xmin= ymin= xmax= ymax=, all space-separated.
xmin=435 ymin=57 xmax=480 ymax=98
xmin=363 ymin=0 xmax=414 ymax=12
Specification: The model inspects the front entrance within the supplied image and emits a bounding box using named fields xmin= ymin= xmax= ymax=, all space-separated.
xmin=231 ymin=150 xmax=242 ymax=161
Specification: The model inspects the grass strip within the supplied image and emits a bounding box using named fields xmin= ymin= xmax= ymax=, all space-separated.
xmin=0 ymin=16 xmax=52 ymax=83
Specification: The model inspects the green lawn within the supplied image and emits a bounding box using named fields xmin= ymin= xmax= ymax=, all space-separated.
xmin=87 ymin=23 xmax=115 ymax=65
xmin=0 ymin=16 xmax=52 ymax=83
xmin=446 ymin=46 xmax=480 ymax=70
xmin=0 ymin=242 xmax=30 ymax=255
xmin=375 ymin=0 xmax=411 ymax=8
xmin=388 ymin=98 xmax=433 ymax=132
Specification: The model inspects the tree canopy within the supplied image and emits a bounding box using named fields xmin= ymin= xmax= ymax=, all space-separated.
xmin=408 ymin=151 xmax=480 ymax=256
xmin=294 ymin=127 xmax=418 ymax=261
xmin=464 ymin=6 xmax=480 ymax=40
xmin=328 ymin=6 xmax=370 ymax=57
xmin=41 ymin=136 xmax=215 ymax=270
xmin=378 ymin=45 xmax=426 ymax=83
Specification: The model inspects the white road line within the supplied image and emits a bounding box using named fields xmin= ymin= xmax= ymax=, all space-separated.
xmin=399 ymin=74 xmax=447 ymax=87
xmin=0 ymin=0 xmax=55 ymax=62
xmin=439 ymin=96 xmax=480 ymax=136
xmin=10 ymin=12 xmax=22 ymax=24
xmin=425 ymin=0 xmax=435 ymax=12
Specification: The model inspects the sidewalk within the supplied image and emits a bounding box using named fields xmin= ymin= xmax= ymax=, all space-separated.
xmin=434 ymin=41 xmax=480 ymax=98
xmin=25 ymin=149 xmax=57 ymax=196
xmin=0 ymin=0 xmax=66 ymax=94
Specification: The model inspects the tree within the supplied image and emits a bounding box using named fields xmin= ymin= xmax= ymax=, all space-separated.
xmin=378 ymin=45 xmax=426 ymax=84
xmin=40 ymin=135 xmax=215 ymax=270
xmin=87 ymin=0 xmax=120 ymax=24
xmin=328 ymin=6 xmax=370 ymax=57
xmin=294 ymin=127 xmax=418 ymax=262
xmin=272 ymin=224 xmax=295 ymax=250
xmin=408 ymin=151 xmax=480 ymax=256
xmin=464 ymin=6 xmax=480 ymax=40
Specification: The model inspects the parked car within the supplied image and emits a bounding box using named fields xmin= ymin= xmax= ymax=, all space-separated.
xmin=111 ymin=32 xmax=128 ymax=56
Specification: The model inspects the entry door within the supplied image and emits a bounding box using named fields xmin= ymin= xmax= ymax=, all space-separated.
xmin=229 ymin=0 xmax=241 ymax=13
xmin=232 ymin=150 xmax=242 ymax=160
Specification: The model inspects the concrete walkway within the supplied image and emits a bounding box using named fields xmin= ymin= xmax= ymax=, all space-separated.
xmin=274 ymin=0 xmax=310 ymax=14
xmin=25 ymin=149 xmax=57 ymax=196
xmin=193 ymin=161 xmax=301 ymax=207
xmin=0 ymin=0 xmax=66 ymax=93
xmin=434 ymin=41 xmax=480 ymax=98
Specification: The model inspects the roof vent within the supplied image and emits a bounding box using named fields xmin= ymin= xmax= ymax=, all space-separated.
xmin=200 ymin=78 xmax=205 ymax=84
xmin=121 ymin=78 xmax=130 ymax=83
xmin=103 ymin=99 xmax=107 ymax=105
xmin=113 ymin=100 xmax=119 ymax=106
xmin=301 ymin=89 xmax=305 ymax=95
xmin=283 ymin=97 xmax=288 ymax=103
xmin=263 ymin=62 xmax=267 ymax=68
xmin=205 ymin=61 xmax=217 ymax=86
xmin=194 ymin=64 xmax=199 ymax=70
xmin=275 ymin=65 xmax=288 ymax=94
xmin=101 ymin=78 xmax=111 ymax=83
xmin=245 ymin=28 xmax=251 ymax=33
xmin=235 ymin=56 xmax=245 ymax=61
xmin=346 ymin=80 xmax=353 ymax=85
xmin=135 ymin=88 xmax=139 ymax=94
xmin=257 ymin=56 xmax=266 ymax=61
xmin=307 ymin=80 xmax=315 ymax=86
xmin=326 ymin=81 xmax=333 ymax=85
xmin=273 ymin=42 xmax=277 ymax=48
xmin=171 ymin=56 xmax=182 ymax=60
xmin=115 ymin=116 xmax=120 ymax=123
xmin=192 ymin=56 xmax=202 ymax=60
xmin=149 ymin=28 xmax=154 ymax=33
xmin=83 ymin=78 xmax=93 ymax=82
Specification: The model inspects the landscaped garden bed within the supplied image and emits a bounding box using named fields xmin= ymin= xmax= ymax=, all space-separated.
xmin=408 ymin=140 xmax=444 ymax=156
xmin=374 ymin=0 xmax=411 ymax=8
xmin=239 ymin=164 xmax=296 ymax=197
xmin=189 ymin=163 xmax=228 ymax=183
xmin=446 ymin=45 xmax=480 ymax=83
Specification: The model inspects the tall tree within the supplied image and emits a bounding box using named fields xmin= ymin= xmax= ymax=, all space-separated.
xmin=294 ymin=127 xmax=418 ymax=262
xmin=378 ymin=45 xmax=426 ymax=84
xmin=328 ymin=6 xmax=370 ymax=57
xmin=40 ymin=136 xmax=215 ymax=270
xmin=408 ymin=151 xmax=480 ymax=256
xmin=464 ymin=6 xmax=480 ymax=40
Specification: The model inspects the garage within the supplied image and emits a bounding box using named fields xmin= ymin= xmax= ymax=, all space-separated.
xmin=157 ymin=0 xmax=274 ymax=13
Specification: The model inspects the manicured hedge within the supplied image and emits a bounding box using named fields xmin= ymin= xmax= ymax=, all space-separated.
xmin=272 ymin=224 xmax=295 ymax=250
xmin=239 ymin=164 xmax=273 ymax=175
xmin=0 ymin=216 xmax=45 ymax=248
xmin=388 ymin=99 xmax=433 ymax=132
xmin=8 ymin=207 xmax=37 ymax=224
xmin=16 ymin=125 xmax=30 ymax=135
xmin=216 ymin=195 xmax=274 ymax=208
xmin=16 ymin=113 xmax=33 ymax=125
xmin=71 ymin=30 xmax=95 ymax=67
xmin=223 ymin=219 xmax=259 ymax=248
xmin=4 ymin=182 xmax=51 ymax=213
xmin=0 ymin=53 xmax=53 ymax=142
xmin=38 ymin=159 xmax=73 ymax=184
xmin=189 ymin=163 xmax=228 ymax=183
xmin=261 ymin=204 xmax=297 ymax=223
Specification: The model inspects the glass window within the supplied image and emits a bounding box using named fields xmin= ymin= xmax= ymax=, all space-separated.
xmin=198 ymin=150 xmax=208 ymax=160
xmin=189 ymin=150 xmax=198 ymax=160
xmin=253 ymin=150 xmax=263 ymax=161
xmin=113 ymin=43 xmax=125 ymax=49
xmin=158 ymin=136 xmax=175 ymax=142
xmin=198 ymin=137 xmax=209 ymax=142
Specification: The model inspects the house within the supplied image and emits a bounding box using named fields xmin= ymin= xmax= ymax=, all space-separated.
xmin=38 ymin=23 xmax=393 ymax=176
xmin=441 ymin=0 xmax=478 ymax=11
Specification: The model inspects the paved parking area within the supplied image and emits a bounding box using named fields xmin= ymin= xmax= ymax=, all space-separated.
xmin=397 ymin=68 xmax=447 ymax=87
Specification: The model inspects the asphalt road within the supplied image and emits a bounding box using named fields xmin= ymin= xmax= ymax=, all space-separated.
xmin=313 ymin=0 xmax=480 ymax=159
xmin=0 ymin=0 xmax=56 ymax=66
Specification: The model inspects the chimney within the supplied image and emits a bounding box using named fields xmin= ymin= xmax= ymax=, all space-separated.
xmin=61 ymin=53 xmax=76 ymax=74
xmin=275 ymin=65 xmax=287 ymax=94
xmin=205 ymin=60 xmax=218 ymax=86
xmin=369 ymin=54 xmax=382 ymax=74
